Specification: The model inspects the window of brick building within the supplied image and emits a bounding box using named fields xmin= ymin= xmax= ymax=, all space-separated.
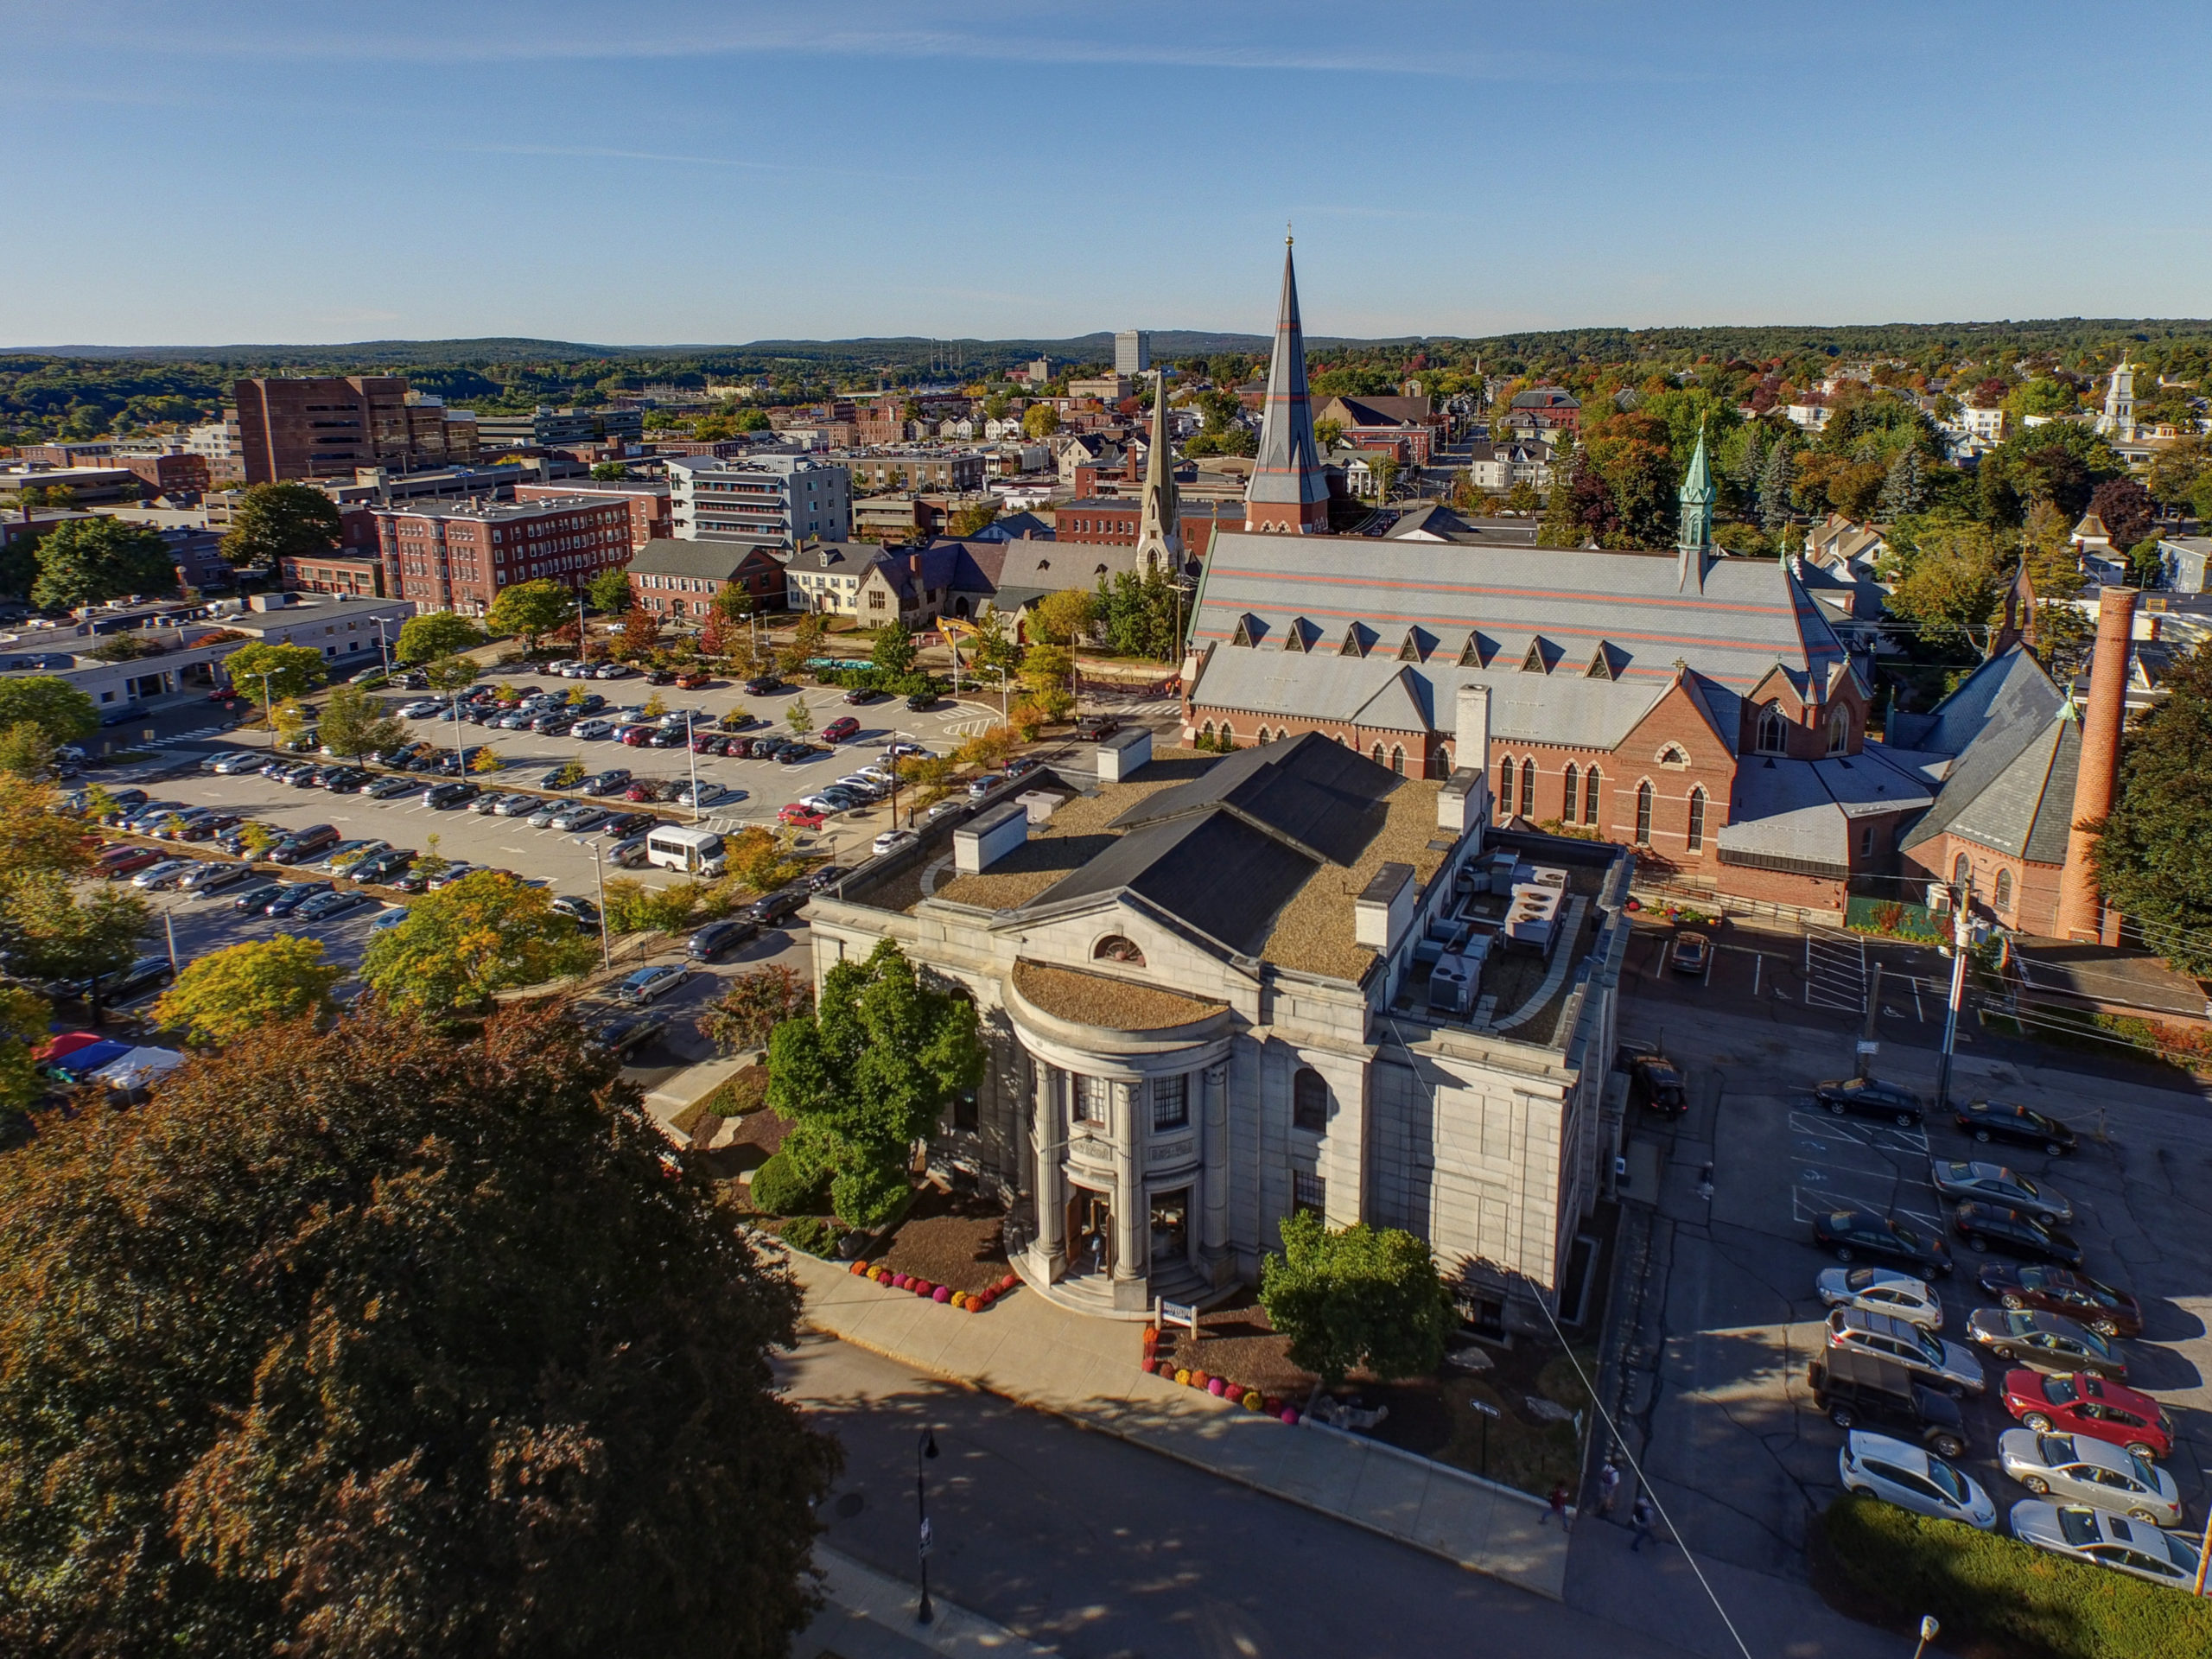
xmin=1583 ymin=766 xmax=1601 ymax=826
xmin=1687 ymin=786 xmax=1707 ymax=852
xmin=1293 ymin=1170 xmax=1326 ymax=1217
xmin=1498 ymin=754 xmax=1516 ymax=816
xmin=1563 ymin=762 xmax=1579 ymax=811
xmin=1994 ymin=868 xmax=2013 ymax=911
xmin=1520 ymin=756 xmax=1535 ymax=811
xmin=1635 ymin=779 xmax=1654 ymax=845
xmin=1758 ymin=701 xmax=1788 ymax=754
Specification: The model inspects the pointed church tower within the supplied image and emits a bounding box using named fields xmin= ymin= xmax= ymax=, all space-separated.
xmin=1243 ymin=237 xmax=1331 ymax=535
xmin=1135 ymin=369 xmax=1184 ymax=572
xmin=1675 ymin=421 xmax=1714 ymax=592
xmin=2098 ymin=360 xmax=2135 ymax=437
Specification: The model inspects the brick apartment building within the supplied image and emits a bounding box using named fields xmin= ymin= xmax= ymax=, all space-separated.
xmin=235 ymin=377 xmax=480 ymax=485
xmin=370 ymin=495 xmax=633 ymax=617
xmin=842 ymin=450 xmax=988 ymax=493
xmin=627 ymin=537 xmax=786 ymax=620
xmin=514 ymin=479 xmax=671 ymax=548
xmin=114 ymin=453 xmax=212 ymax=497
xmin=1055 ymin=497 xmax=1244 ymax=559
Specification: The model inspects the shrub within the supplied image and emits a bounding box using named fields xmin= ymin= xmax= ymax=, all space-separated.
xmin=1821 ymin=1492 xmax=2212 ymax=1659
xmin=778 ymin=1216 xmax=845 ymax=1258
xmin=748 ymin=1151 xmax=826 ymax=1217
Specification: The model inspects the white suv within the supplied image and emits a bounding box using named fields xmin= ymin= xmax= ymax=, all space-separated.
xmin=1838 ymin=1431 xmax=1995 ymax=1529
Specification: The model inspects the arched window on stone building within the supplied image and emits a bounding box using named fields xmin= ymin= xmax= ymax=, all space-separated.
xmin=1686 ymin=786 xmax=1707 ymax=852
xmin=1758 ymin=701 xmax=1789 ymax=754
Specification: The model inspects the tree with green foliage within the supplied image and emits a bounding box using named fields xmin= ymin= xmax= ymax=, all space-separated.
xmin=0 ymin=722 xmax=54 ymax=779
xmin=587 ymin=565 xmax=632 ymax=614
xmin=763 ymin=938 xmax=983 ymax=1229
xmin=360 ymin=869 xmax=595 ymax=1013
xmin=29 ymin=517 xmax=175 ymax=610
xmin=946 ymin=499 xmax=1001 ymax=537
xmin=486 ymin=577 xmax=574 ymax=654
xmin=219 ymin=640 xmax=328 ymax=712
xmin=1877 ymin=448 xmax=1928 ymax=519
xmin=0 ymin=982 xmax=53 ymax=1113
xmin=316 ymin=680 xmax=407 ymax=761
xmin=699 ymin=963 xmax=814 ymax=1055
xmin=152 ymin=935 xmax=342 ymax=1045
xmin=869 ymin=616 xmax=917 ymax=677
xmin=218 ymin=482 xmax=342 ymax=569
xmin=395 ymin=610 xmax=490 ymax=664
xmin=2092 ymin=642 xmax=2212 ymax=976
xmin=0 ymin=675 xmax=98 ymax=747
xmin=1258 ymin=1211 xmax=1457 ymax=1389
xmin=1887 ymin=520 xmax=2005 ymax=651
xmin=1758 ymin=441 xmax=1796 ymax=533
xmin=419 ymin=652 xmax=481 ymax=698
xmin=590 ymin=460 xmax=632 ymax=480
xmin=0 ymin=872 xmax=147 ymax=1021
xmin=0 ymin=1004 xmax=840 ymax=1658
xmin=1029 ymin=588 xmax=1095 ymax=648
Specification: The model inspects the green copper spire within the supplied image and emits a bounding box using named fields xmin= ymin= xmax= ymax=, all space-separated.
xmin=1675 ymin=419 xmax=1714 ymax=591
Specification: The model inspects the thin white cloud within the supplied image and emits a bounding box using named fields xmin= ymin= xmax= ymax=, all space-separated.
xmin=442 ymin=142 xmax=916 ymax=184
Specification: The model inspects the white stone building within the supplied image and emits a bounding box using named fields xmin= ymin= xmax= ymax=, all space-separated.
xmin=804 ymin=710 xmax=1633 ymax=1332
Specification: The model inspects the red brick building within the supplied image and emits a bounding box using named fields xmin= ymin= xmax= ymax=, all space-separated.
xmin=627 ymin=538 xmax=785 ymax=618
xmin=1055 ymin=497 xmax=1245 ymax=560
xmin=114 ymin=453 xmax=212 ymax=497
xmin=236 ymin=376 xmax=479 ymax=485
xmin=371 ymin=495 xmax=632 ymax=617
xmin=514 ymin=479 xmax=671 ymax=548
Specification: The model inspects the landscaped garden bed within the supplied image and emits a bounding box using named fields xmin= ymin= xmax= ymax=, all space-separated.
xmin=860 ymin=1182 xmax=1010 ymax=1295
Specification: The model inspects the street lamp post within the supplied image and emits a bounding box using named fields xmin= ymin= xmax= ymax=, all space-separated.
xmin=569 ymin=835 xmax=613 ymax=970
xmin=1910 ymin=1615 xmax=1940 ymax=1659
xmin=371 ymin=616 xmax=395 ymax=682
xmin=245 ymin=670 xmax=280 ymax=750
xmin=1932 ymin=874 xmax=1973 ymax=1111
xmin=683 ymin=709 xmax=703 ymax=823
xmin=914 ymin=1427 xmax=939 ymax=1625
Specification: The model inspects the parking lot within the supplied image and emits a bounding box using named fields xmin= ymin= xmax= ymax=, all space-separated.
xmin=1607 ymin=944 xmax=2212 ymax=1591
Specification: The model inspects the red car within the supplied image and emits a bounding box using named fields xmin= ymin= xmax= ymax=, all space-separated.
xmin=819 ymin=715 xmax=860 ymax=743
xmin=2001 ymin=1369 xmax=2171 ymax=1460
xmin=99 ymin=847 xmax=164 ymax=877
xmin=779 ymin=804 xmax=825 ymax=829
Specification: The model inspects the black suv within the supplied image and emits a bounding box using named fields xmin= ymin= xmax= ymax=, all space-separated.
xmin=269 ymin=824 xmax=340 ymax=865
xmin=747 ymin=887 xmax=809 ymax=927
xmin=1623 ymin=1048 xmax=1687 ymax=1115
xmin=1812 ymin=1076 xmax=1924 ymax=1127
xmin=1808 ymin=1349 xmax=1967 ymax=1460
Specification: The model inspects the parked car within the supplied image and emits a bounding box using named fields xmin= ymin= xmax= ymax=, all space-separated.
xmin=1838 ymin=1432 xmax=1996 ymax=1530
xmin=872 ymin=828 xmax=918 ymax=856
xmin=1808 ymin=1350 xmax=1968 ymax=1460
xmin=1811 ymin=1076 xmax=1924 ymax=1127
xmin=687 ymin=918 xmax=760 ymax=962
xmin=804 ymin=863 xmax=850 ymax=892
xmin=779 ymin=804 xmax=825 ymax=830
xmin=843 ymin=686 xmax=884 ymax=705
xmin=599 ymin=810 xmax=655 ymax=837
xmin=1955 ymin=1098 xmax=2077 ymax=1155
xmin=2008 ymin=1502 xmax=2202 ymax=1589
xmin=1950 ymin=1201 xmax=2085 ymax=1268
xmin=1999 ymin=1429 xmax=2182 ymax=1527
xmin=264 ymin=881 xmax=332 ymax=918
xmin=99 ymin=956 xmax=176 ymax=1001
xmin=550 ymin=894 xmax=599 ymax=927
xmin=369 ymin=905 xmax=410 ymax=933
xmin=423 ymin=862 xmax=480 ymax=892
xmin=622 ymin=779 xmax=665 ymax=803
xmin=270 ymin=826 xmax=341 ymax=865
xmin=321 ymin=767 xmax=374 ymax=792
xmin=2002 ymin=1370 xmax=2171 ymax=1461
xmin=747 ymin=887 xmax=809 ymax=927
xmin=1625 ymin=1050 xmax=1687 ymax=1115
xmin=1671 ymin=931 xmax=1711 ymax=975
xmin=605 ymin=834 xmax=651 ymax=869
xmin=177 ymin=861 xmax=255 ymax=896
xmin=1073 ymin=714 xmax=1120 ymax=741
xmin=579 ymin=1006 xmax=668 ymax=1058
xmin=1929 ymin=1160 xmax=2074 ymax=1224
xmin=349 ymin=849 xmax=416 ymax=885
xmin=743 ymin=676 xmax=784 ymax=696
xmin=967 ymin=773 xmax=1003 ymax=800
xmin=1813 ymin=1206 xmax=1952 ymax=1278
xmin=616 ymin=963 xmax=692 ymax=1005
xmin=210 ymin=751 xmax=267 ymax=775
xmin=779 ymin=742 xmax=822 ymax=766
xmin=296 ymin=888 xmax=374 ymax=924
xmin=1004 ymin=754 xmax=1042 ymax=781
xmin=580 ymin=769 xmax=632 ymax=795
xmin=1965 ymin=1310 xmax=2126 ymax=1378
xmin=819 ymin=715 xmax=860 ymax=743
xmin=95 ymin=787 xmax=151 ymax=817
xmin=489 ymin=793 xmax=543 ymax=817
xmin=230 ymin=881 xmax=287 ymax=912
xmin=423 ymin=782 xmax=480 ymax=810
xmin=320 ymin=839 xmax=391 ymax=873
xmin=1826 ymin=1307 xmax=1984 ymax=1397
xmin=1815 ymin=1267 xmax=1944 ymax=1331
xmin=1977 ymin=1265 xmax=2141 ymax=1339
xmin=904 ymin=690 xmax=938 ymax=711
xmin=593 ymin=661 xmax=633 ymax=679
xmin=128 ymin=857 xmax=192 ymax=891
xmin=644 ymin=669 xmax=676 ymax=686
xmin=574 ymin=719 xmax=615 ymax=740
xmin=99 ymin=847 xmax=165 ymax=878
xmin=676 ymin=782 xmax=733 ymax=808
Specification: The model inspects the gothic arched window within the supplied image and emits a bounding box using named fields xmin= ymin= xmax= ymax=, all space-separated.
xmin=1758 ymin=702 xmax=1789 ymax=754
xmin=1520 ymin=757 xmax=1535 ymax=814
xmin=1635 ymin=779 xmax=1655 ymax=845
xmin=1582 ymin=766 xmax=1601 ymax=826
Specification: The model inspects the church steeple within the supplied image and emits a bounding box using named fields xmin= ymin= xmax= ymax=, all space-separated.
xmin=1675 ymin=420 xmax=1714 ymax=592
xmin=1135 ymin=369 xmax=1183 ymax=573
xmin=1243 ymin=235 xmax=1331 ymax=535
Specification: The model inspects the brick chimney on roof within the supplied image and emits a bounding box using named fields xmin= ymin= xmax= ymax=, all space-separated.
xmin=2055 ymin=587 xmax=2138 ymax=942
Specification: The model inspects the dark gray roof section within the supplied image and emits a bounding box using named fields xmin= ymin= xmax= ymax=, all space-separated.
xmin=1897 ymin=646 xmax=2076 ymax=861
xmin=1106 ymin=731 xmax=1397 ymax=868
xmin=626 ymin=539 xmax=762 ymax=580
xmin=1026 ymin=734 xmax=1402 ymax=954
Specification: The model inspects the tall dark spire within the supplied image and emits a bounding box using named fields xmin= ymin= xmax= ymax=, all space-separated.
xmin=1243 ymin=236 xmax=1331 ymax=535
xmin=1135 ymin=370 xmax=1183 ymax=573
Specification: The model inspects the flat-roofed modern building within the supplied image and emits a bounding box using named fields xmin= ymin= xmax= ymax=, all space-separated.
xmin=667 ymin=454 xmax=849 ymax=550
xmin=234 ymin=378 xmax=479 ymax=485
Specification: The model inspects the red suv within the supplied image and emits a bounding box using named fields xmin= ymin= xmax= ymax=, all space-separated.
xmin=779 ymin=804 xmax=825 ymax=829
xmin=2001 ymin=1370 xmax=2171 ymax=1460
xmin=819 ymin=715 xmax=860 ymax=743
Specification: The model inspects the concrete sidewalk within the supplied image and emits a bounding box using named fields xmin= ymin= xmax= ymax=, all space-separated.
xmin=795 ymin=1546 xmax=1058 ymax=1659
xmin=781 ymin=1247 xmax=1566 ymax=1599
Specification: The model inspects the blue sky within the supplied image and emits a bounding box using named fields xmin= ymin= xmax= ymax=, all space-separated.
xmin=3 ymin=1 xmax=2206 ymax=346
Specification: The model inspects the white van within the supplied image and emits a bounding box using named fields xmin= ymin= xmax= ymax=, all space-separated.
xmin=645 ymin=825 xmax=727 ymax=877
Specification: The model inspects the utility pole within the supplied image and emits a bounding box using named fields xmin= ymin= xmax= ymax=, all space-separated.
xmin=915 ymin=1427 xmax=939 ymax=1624
xmin=1855 ymin=962 xmax=1885 ymax=1080
xmin=683 ymin=709 xmax=702 ymax=823
xmin=1933 ymin=876 xmax=1972 ymax=1110
xmin=570 ymin=836 xmax=612 ymax=970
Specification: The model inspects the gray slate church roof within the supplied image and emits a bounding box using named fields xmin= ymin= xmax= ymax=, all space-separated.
xmin=1897 ymin=647 xmax=2082 ymax=865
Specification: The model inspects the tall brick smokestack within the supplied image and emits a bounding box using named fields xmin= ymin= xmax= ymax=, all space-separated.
xmin=2056 ymin=587 xmax=2138 ymax=941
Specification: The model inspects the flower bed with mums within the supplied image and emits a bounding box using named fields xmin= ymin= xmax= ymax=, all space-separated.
xmin=849 ymin=1258 xmax=1019 ymax=1312
xmin=1141 ymin=1324 xmax=1300 ymax=1423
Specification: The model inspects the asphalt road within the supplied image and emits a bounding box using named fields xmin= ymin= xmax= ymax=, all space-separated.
xmin=782 ymin=1332 xmax=1713 ymax=1659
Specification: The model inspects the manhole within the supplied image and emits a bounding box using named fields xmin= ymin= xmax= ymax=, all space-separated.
xmin=834 ymin=1491 xmax=865 ymax=1519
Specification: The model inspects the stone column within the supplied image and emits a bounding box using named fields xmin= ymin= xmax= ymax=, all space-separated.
xmin=1199 ymin=1059 xmax=1230 ymax=1281
xmin=1033 ymin=1065 xmax=1065 ymax=1278
xmin=1110 ymin=1079 xmax=1143 ymax=1285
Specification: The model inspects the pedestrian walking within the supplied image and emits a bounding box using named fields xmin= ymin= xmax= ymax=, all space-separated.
xmin=1542 ymin=1481 xmax=1570 ymax=1528
xmin=1629 ymin=1493 xmax=1662 ymax=1553
xmin=1595 ymin=1460 xmax=1621 ymax=1520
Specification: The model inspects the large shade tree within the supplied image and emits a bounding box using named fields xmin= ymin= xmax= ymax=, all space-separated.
xmin=0 ymin=1004 xmax=840 ymax=1657
xmin=2092 ymin=641 xmax=2212 ymax=976
xmin=29 ymin=518 xmax=176 ymax=609
xmin=219 ymin=482 xmax=343 ymax=569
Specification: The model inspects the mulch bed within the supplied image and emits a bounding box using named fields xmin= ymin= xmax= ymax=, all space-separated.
xmin=1152 ymin=1289 xmax=1315 ymax=1398
xmin=693 ymin=1102 xmax=793 ymax=1186
xmin=866 ymin=1184 xmax=1008 ymax=1294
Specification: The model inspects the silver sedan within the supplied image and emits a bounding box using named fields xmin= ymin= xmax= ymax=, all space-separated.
xmin=2010 ymin=1502 xmax=2202 ymax=1590
xmin=1998 ymin=1430 xmax=2183 ymax=1527
xmin=1929 ymin=1160 xmax=2074 ymax=1225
